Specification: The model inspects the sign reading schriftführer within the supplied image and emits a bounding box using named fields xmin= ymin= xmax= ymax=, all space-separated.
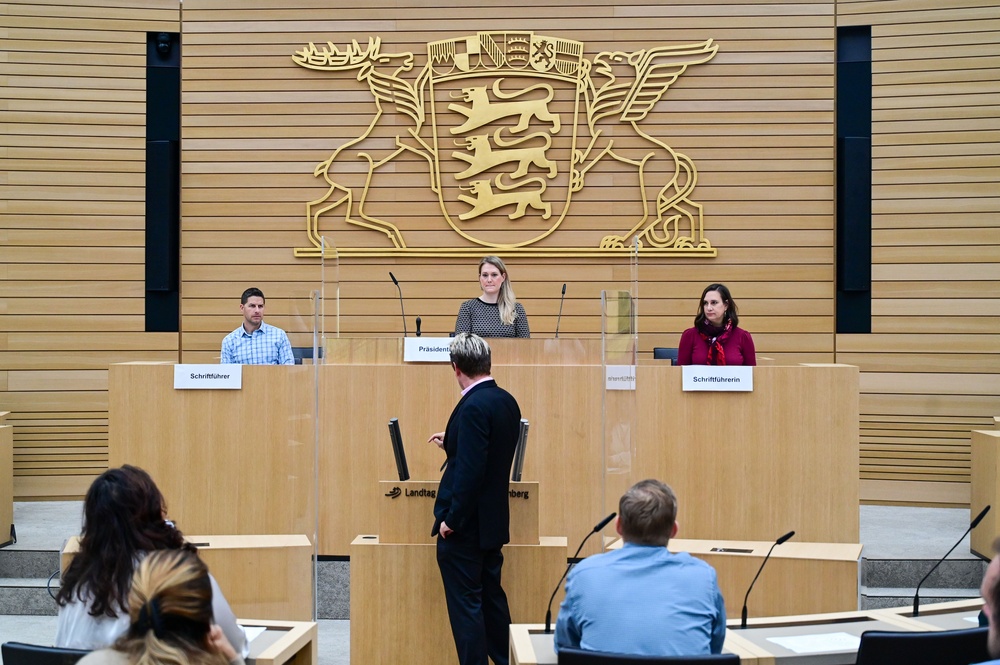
xmin=174 ymin=364 xmax=242 ymax=390
xmin=682 ymin=366 xmax=753 ymax=392
xmin=605 ymin=365 xmax=636 ymax=391
xmin=403 ymin=337 xmax=452 ymax=363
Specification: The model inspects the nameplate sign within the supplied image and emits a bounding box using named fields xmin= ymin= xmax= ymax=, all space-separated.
xmin=605 ymin=365 xmax=636 ymax=391
xmin=682 ymin=366 xmax=753 ymax=392
xmin=174 ymin=364 xmax=242 ymax=390
xmin=403 ymin=337 xmax=452 ymax=363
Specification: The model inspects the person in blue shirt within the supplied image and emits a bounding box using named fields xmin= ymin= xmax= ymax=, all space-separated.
xmin=974 ymin=538 xmax=1000 ymax=665
xmin=220 ymin=287 xmax=293 ymax=365
xmin=555 ymin=479 xmax=727 ymax=657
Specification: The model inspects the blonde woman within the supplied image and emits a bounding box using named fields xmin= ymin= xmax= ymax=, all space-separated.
xmin=77 ymin=549 xmax=243 ymax=665
xmin=454 ymin=256 xmax=530 ymax=338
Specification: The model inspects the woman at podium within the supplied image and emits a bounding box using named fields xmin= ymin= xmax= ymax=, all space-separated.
xmin=454 ymin=255 xmax=530 ymax=338
xmin=678 ymin=283 xmax=756 ymax=365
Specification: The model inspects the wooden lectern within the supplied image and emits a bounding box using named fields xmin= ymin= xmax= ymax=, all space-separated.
xmin=0 ymin=412 xmax=12 ymax=548
xmin=350 ymin=479 xmax=567 ymax=665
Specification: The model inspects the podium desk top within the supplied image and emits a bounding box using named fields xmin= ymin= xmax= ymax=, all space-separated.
xmin=510 ymin=624 xmax=759 ymax=665
xmin=513 ymin=601 xmax=985 ymax=665
xmin=243 ymin=619 xmax=317 ymax=665
xmin=606 ymin=538 xmax=863 ymax=562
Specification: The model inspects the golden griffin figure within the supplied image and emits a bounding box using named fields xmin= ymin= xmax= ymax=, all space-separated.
xmin=292 ymin=33 xmax=719 ymax=258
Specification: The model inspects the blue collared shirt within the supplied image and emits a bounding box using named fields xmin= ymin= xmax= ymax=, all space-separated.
xmin=220 ymin=322 xmax=294 ymax=365
xmin=555 ymin=542 xmax=727 ymax=656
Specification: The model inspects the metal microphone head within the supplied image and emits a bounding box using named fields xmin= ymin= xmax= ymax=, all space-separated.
xmin=389 ymin=272 xmax=398 ymax=286
xmin=561 ymin=283 xmax=567 ymax=294
xmin=776 ymin=530 xmax=795 ymax=545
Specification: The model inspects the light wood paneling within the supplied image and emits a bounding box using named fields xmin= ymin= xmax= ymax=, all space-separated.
xmin=2 ymin=0 xmax=997 ymax=507
xmin=0 ymin=0 xmax=181 ymax=498
xmin=838 ymin=0 xmax=1000 ymax=504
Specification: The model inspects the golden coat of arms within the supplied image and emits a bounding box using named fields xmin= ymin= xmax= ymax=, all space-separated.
xmin=292 ymin=32 xmax=718 ymax=258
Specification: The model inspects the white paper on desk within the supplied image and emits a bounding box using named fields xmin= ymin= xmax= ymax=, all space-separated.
xmin=766 ymin=632 xmax=861 ymax=654
xmin=966 ymin=616 xmax=981 ymax=624
xmin=243 ymin=626 xmax=267 ymax=644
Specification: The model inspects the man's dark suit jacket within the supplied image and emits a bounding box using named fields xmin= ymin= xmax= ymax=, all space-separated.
xmin=432 ymin=379 xmax=521 ymax=550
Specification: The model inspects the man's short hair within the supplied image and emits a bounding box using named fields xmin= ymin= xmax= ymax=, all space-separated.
xmin=618 ymin=479 xmax=678 ymax=546
xmin=241 ymin=287 xmax=265 ymax=305
xmin=450 ymin=333 xmax=491 ymax=378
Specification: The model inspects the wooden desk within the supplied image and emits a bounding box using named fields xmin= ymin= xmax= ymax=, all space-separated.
xmin=971 ymin=429 xmax=1000 ymax=557
xmin=244 ymin=619 xmax=317 ymax=665
xmin=63 ymin=534 xmax=313 ymax=621
xmin=512 ymin=602 xmax=983 ymax=665
xmin=875 ymin=598 xmax=983 ymax=631
xmin=353 ymin=535 xmax=567 ymax=665
xmin=606 ymin=538 xmax=862 ymax=617
xmin=108 ymin=347 xmax=859 ymax=556
xmin=509 ymin=624 xmax=762 ymax=665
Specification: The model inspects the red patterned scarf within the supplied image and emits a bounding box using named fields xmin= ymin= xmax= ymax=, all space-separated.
xmin=696 ymin=319 xmax=733 ymax=365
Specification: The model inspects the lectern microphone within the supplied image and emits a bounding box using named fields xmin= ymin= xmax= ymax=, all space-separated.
xmin=544 ymin=512 xmax=616 ymax=634
xmin=389 ymin=272 xmax=408 ymax=337
xmin=554 ymin=284 xmax=567 ymax=338
xmin=913 ymin=505 xmax=990 ymax=617
xmin=740 ymin=530 xmax=795 ymax=629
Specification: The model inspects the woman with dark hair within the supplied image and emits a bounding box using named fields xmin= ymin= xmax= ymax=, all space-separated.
xmin=56 ymin=466 xmax=245 ymax=655
xmin=677 ymin=283 xmax=756 ymax=366
xmin=77 ymin=549 xmax=243 ymax=665
xmin=454 ymin=255 xmax=530 ymax=338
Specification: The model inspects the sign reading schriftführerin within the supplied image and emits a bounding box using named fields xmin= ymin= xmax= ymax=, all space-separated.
xmin=605 ymin=365 xmax=636 ymax=391
xmin=682 ymin=366 xmax=753 ymax=392
xmin=174 ymin=364 xmax=242 ymax=390
xmin=403 ymin=337 xmax=452 ymax=363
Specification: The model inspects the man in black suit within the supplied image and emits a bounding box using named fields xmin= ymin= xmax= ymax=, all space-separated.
xmin=428 ymin=332 xmax=522 ymax=665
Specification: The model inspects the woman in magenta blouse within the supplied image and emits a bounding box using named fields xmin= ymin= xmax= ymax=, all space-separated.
xmin=677 ymin=283 xmax=756 ymax=366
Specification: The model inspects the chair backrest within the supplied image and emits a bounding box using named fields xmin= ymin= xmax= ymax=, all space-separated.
xmin=291 ymin=346 xmax=323 ymax=365
xmin=855 ymin=627 xmax=988 ymax=665
xmin=1 ymin=642 xmax=90 ymax=665
xmin=652 ymin=347 xmax=679 ymax=365
xmin=557 ymin=647 xmax=739 ymax=665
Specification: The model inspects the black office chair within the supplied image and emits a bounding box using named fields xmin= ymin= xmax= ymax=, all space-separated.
xmin=558 ymin=647 xmax=739 ymax=664
xmin=652 ymin=347 xmax=679 ymax=365
xmin=291 ymin=346 xmax=323 ymax=365
xmin=1 ymin=642 xmax=90 ymax=665
xmin=854 ymin=627 xmax=988 ymax=665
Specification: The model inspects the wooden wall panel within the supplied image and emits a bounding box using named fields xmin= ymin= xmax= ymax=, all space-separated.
xmin=0 ymin=1 xmax=181 ymax=498
xmin=179 ymin=0 xmax=837 ymax=368
xmin=2 ymin=0 xmax=996 ymax=506
xmin=838 ymin=0 xmax=1000 ymax=505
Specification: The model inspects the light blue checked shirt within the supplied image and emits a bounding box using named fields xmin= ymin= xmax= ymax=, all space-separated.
xmin=220 ymin=322 xmax=294 ymax=365
xmin=555 ymin=542 xmax=726 ymax=656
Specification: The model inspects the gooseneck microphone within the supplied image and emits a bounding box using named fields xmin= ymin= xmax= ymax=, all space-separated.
xmin=389 ymin=272 xmax=408 ymax=337
xmin=740 ymin=530 xmax=795 ymax=629
xmin=415 ymin=316 xmax=422 ymax=337
xmin=913 ymin=504 xmax=990 ymax=617
xmin=544 ymin=512 xmax=616 ymax=634
xmin=555 ymin=283 xmax=567 ymax=338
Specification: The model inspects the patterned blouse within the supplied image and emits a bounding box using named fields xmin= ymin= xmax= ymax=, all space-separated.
xmin=454 ymin=298 xmax=530 ymax=338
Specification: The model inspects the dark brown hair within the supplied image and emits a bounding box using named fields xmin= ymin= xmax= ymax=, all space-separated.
xmin=693 ymin=283 xmax=739 ymax=327
xmin=57 ymin=465 xmax=188 ymax=618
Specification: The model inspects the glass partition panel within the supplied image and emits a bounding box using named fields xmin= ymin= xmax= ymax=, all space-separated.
xmin=599 ymin=242 xmax=639 ymax=545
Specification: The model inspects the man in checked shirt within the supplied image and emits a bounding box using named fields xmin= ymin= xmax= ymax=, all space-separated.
xmin=220 ymin=287 xmax=293 ymax=365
